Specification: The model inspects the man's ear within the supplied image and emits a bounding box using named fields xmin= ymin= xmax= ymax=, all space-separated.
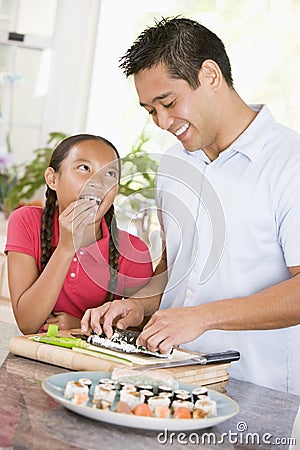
xmin=198 ymin=59 xmax=222 ymax=90
xmin=44 ymin=167 xmax=57 ymax=191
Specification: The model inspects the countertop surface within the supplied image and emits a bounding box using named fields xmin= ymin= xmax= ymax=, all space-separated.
xmin=0 ymin=320 xmax=299 ymax=450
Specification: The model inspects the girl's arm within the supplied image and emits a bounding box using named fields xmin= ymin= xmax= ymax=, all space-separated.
xmin=8 ymin=199 xmax=100 ymax=334
xmin=8 ymin=245 xmax=74 ymax=334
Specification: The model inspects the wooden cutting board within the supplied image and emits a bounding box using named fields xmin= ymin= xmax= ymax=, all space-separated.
xmin=8 ymin=329 xmax=230 ymax=386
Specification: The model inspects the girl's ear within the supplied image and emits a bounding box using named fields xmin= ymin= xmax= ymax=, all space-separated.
xmin=44 ymin=167 xmax=57 ymax=190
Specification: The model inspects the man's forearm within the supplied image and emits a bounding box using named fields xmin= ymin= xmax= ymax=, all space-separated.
xmin=201 ymin=272 xmax=300 ymax=332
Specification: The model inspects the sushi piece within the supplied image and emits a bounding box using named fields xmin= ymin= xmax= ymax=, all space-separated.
xmin=174 ymin=389 xmax=190 ymax=400
xmin=79 ymin=378 xmax=93 ymax=390
xmin=159 ymin=392 xmax=173 ymax=403
xmin=64 ymin=380 xmax=89 ymax=400
xmin=115 ymin=401 xmax=132 ymax=414
xmin=70 ymin=392 xmax=89 ymax=406
xmin=136 ymin=384 xmax=154 ymax=392
xmin=132 ymin=403 xmax=152 ymax=417
xmin=175 ymin=393 xmax=192 ymax=402
xmin=154 ymin=405 xmax=171 ymax=418
xmin=99 ymin=378 xmax=115 ymax=385
xmin=93 ymin=385 xmax=116 ymax=404
xmin=119 ymin=390 xmax=145 ymax=410
xmin=194 ymin=398 xmax=217 ymax=417
xmin=174 ymin=406 xmax=192 ymax=419
xmin=148 ymin=395 xmax=170 ymax=414
xmin=192 ymin=386 xmax=208 ymax=402
xmin=120 ymin=384 xmax=136 ymax=393
xmin=93 ymin=399 xmax=111 ymax=410
xmin=139 ymin=389 xmax=154 ymax=403
xmin=192 ymin=408 xmax=207 ymax=419
xmin=172 ymin=399 xmax=194 ymax=413
xmin=158 ymin=385 xmax=173 ymax=395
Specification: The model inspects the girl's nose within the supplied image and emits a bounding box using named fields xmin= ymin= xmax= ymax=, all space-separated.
xmin=88 ymin=176 xmax=103 ymax=189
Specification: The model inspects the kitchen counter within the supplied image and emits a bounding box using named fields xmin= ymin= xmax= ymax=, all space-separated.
xmin=0 ymin=320 xmax=299 ymax=450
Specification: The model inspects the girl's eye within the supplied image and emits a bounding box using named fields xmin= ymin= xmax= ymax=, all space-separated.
xmin=106 ymin=170 xmax=117 ymax=178
xmin=78 ymin=164 xmax=90 ymax=172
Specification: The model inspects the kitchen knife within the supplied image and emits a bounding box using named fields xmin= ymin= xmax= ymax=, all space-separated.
xmin=132 ymin=350 xmax=240 ymax=371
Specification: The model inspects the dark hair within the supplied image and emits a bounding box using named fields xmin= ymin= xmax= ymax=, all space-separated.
xmin=40 ymin=134 xmax=120 ymax=302
xmin=119 ymin=16 xmax=233 ymax=88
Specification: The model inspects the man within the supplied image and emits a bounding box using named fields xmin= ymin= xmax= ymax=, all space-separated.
xmin=81 ymin=17 xmax=300 ymax=393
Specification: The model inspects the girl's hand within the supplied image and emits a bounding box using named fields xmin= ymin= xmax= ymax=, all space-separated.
xmin=58 ymin=198 xmax=100 ymax=252
xmin=42 ymin=312 xmax=81 ymax=330
xmin=137 ymin=306 xmax=205 ymax=354
xmin=81 ymin=299 xmax=145 ymax=338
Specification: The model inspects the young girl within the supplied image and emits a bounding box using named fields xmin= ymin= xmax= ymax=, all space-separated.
xmin=5 ymin=134 xmax=153 ymax=334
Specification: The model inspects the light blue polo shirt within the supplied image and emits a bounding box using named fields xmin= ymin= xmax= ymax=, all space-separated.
xmin=156 ymin=104 xmax=300 ymax=393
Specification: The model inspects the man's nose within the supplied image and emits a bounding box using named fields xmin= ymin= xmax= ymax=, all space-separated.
xmin=154 ymin=110 xmax=173 ymax=130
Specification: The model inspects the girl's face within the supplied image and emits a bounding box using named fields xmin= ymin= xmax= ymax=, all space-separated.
xmin=47 ymin=139 xmax=119 ymax=217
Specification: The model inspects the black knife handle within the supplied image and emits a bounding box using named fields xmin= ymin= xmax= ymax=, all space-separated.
xmin=203 ymin=350 xmax=240 ymax=364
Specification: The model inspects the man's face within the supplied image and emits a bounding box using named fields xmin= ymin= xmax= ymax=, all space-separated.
xmin=134 ymin=62 xmax=219 ymax=152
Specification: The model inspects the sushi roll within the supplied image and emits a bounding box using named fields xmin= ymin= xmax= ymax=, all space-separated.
xmin=99 ymin=382 xmax=116 ymax=391
xmin=194 ymin=398 xmax=217 ymax=417
xmin=192 ymin=386 xmax=208 ymax=402
xmin=158 ymin=385 xmax=173 ymax=395
xmin=132 ymin=403 xmax=152 ymax=417
xmin=174 ymin=406 xmax=192 ymax=419
xmin=159 ymin=391 xmax=174 ymax=403
xmin=79 ymin=378 xmax=93 ymax=390
xmin=93 ymin=399 xmax=111 ymax=410
xmin=120 ymin=385 xmax=136 ymax=393
xmin=175 ymin=393 xmax=192 ymax=402
xmin=99 ymin=378 xmax=114 ymax=385
xmin=174 ymin=389 xmax=190 ymax=400
xmin=119 ymin=390 xmax=145 ymax=410
xmin=93 ymin=385 xmax=116 ymax=404
xmin=172 ymin=399 xmax=194 ymax=413
xmin=64 ymin=380 xmax=89 ymax=400
xmin=154 ymin=405 xmax=171 ymax=418
xmin=136 ymin=384 xmax=154 ymax=393
xmin=148 ymin=395 xmax=170 ymax=414
xmin=139 ymin=389 xmax=154 ymax=403
xmin=70 ymin=392 xmax=89 ymax=406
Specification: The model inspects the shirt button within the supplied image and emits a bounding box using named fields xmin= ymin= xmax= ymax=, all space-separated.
xmin=79 ymin=251 xmax=84 ymax=255
xmin=73 ymin=257 xmax=78 ymax=262
xmin=70 ymin=272 xmax=76 ymax=278
xmin=187 ymin=289 xmax=193 ymax=299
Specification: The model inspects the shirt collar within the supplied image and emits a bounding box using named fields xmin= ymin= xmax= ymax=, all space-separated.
xmin=181 ymin=104 xmax=275 ymax=163
xmin=230 ymin=104 xmax=275 ymax=162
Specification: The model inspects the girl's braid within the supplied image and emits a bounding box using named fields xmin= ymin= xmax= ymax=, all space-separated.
xmin=104 ymin=204 xmax=119 ymax=301
xmin=40 ymin=188 xmax=57 ymax=271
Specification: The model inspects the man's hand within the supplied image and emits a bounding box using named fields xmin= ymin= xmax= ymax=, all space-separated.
xmin=137 ymin=306 xmax=205 ymax=353
xmin=81 ymin=298 xmax=146 ymax=338
xmin=42 ymin=312 xmax=81 ymax=330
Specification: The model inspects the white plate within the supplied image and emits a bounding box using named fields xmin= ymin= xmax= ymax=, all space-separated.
xmin=42 ymin=371 xmax=239 ymax=431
